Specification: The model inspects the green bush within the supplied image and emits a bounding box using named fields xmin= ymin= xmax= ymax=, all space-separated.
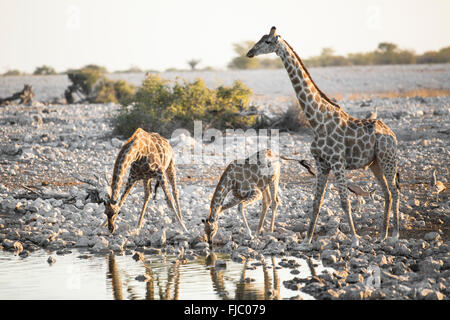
xmin=2 ymin=69 xmax=25 ymax=76
xmin=64 ymin=65 xmax=136 ymax=104
xmin=33 ymin=65 xmax=56 ymax=75
xmin=112 ymin=74 xmax=255 ymax=137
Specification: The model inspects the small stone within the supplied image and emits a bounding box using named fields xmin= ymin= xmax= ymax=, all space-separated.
xmin=194 ymin=241 xmax=208 ymax=250
xmin=135 ymin=274 xmax=151 ymax=282
xmin=19 ymin=250 xmax=30 ymax=258
xmin=333 ymin=270 xmax=349 ymax=280
xmin=215 ymin=260 xmax=227 ymax=269
xmin=132 ymin=252 xmax=144 ymax=261
xmin=321 ymin=249 xmax=339 ymax=264
xmin=419 ymin=257 xmax=442 ymax=274
xmin=424 ymin=232 xmax=440 ymax=242
xmin=150 ymin=229 xmax=166 ymax=247
xmin=324 ymin=289 xmax=342 ymax=300
xmin=13 ymin=241 xmax=23 ymax=253
xmin=419 ymin=289 xmax=444 ymax=300
xmin=346 ymin=273 xmax=364 ymax=284
xmin=144 ymin=247 xmax=162 ymax=255
xmin=47 ymin=256 xmax=56 ymax=265
xmin=244 ymin=277 xmax=255 ymax=283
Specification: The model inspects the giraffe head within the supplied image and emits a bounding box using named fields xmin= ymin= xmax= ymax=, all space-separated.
xmin=202 ymin=217 xmax=218 ymax=246
xmin=202 ymin=206 xmax=221 ymax=245
xmin=104 ymin=197 xmax=119 ymax=233
xmin=246 ymin=26 xmax=281 ymax=58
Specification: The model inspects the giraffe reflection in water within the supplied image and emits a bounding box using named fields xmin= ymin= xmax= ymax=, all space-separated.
xmin=106 ymin=252 xmax=282 ymax=300
xmin=206 ymin=252 xmax=280 ymax=300
xmin=107 ymin=253 xmax=181 ymax=300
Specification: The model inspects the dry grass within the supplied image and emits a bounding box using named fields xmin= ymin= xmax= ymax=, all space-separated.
xmin=330 ymin=88 xmax=450 ymax=101
xmin=272 ymin=99 xmax=311 ymax=131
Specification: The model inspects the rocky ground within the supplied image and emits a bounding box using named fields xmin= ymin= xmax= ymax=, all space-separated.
xmin=0 ymin=68 xmax=449 ymax=300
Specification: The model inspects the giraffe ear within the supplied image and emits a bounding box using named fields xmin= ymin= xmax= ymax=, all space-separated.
xmin=269 ymin=26 xmax=277 ymax=36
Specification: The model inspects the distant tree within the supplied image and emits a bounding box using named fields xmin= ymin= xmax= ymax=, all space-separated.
xmin=114 ymin=65 xmax=143 ymax=73
xmin=187 ymin=59 xmax=201 ymax=71
xmin=82 ymin=64 xmax=108 ymax=74
xmin=377 ymin=42 xmax=398 ymax=53
xmin=417 ymin=46 xmax=450 ymax=64
xmin=2 ymin=69 xmax=24 ymax=76
xmin=228 ymin=41 xmax=281 ymax=69
xmin=33 ymin=65 xmax=56 ymax=75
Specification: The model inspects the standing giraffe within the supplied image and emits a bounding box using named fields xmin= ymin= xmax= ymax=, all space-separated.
xmin=247 ymin=27 xmax=400 ymax=246
xmin=102 ymin=128 xmax=188 ymax=234
xmin=202 ymin=149 xmax=314 ymax=245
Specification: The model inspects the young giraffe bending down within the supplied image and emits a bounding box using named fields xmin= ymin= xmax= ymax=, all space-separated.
xmin=102 ymin=128 xmax=188 ymax=234
xmin=247 ymin=27 xmax=401 ymax=246
xmin=202 ymin=149 xmax=314 ymax=246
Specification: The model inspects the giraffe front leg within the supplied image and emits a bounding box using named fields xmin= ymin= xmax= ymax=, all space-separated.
xmin=334 ymin=165 xmax=359 ymax=247
xmin=304 ymin=160 xmax=330 ymax=244
xmin=100 ymin=177 xmax=137 ymax=231
xmin=239 ymin=188 xmax=263 ymax=239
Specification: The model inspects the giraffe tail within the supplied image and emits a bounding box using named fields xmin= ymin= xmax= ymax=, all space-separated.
xmin=280 ymin=156 xmax=316 ymax=176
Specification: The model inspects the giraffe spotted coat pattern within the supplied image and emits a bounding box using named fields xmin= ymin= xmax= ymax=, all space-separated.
xmin=203 ymin=149 xmax=281 ymax=245
xmin=202 ymin=149 xmax=314 ymax=245
xmin=247 ymin=27 xmax=401 ymax=246
xmin=103 ymin=128 xmax=188 ymax=234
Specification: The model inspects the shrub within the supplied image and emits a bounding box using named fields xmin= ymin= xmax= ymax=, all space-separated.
xmin=33 ymin=65 xmax=56 ymax=75
xmin=2 ymin=69 xmax=25 ymax=76
xmin=112 ymin=74 xmax=255 ymax=137
xmin=271 ymin=99 xmax=310 ymax=132
xmin=64 ymin=65 xmax=136 ymax=104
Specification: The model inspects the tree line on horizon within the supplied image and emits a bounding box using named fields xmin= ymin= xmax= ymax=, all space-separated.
xmin=227 ymin=41 xmax=450 ymax=69
xmin=2 ymin=41 xmax=449 ymax=76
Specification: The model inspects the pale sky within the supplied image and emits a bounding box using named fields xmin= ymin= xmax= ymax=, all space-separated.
xmin=0 ymin=0 xmax=449 ymax=73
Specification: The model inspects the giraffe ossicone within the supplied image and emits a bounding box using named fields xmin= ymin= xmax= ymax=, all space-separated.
xmin=247 ymin=27 xmax=401 ymax=245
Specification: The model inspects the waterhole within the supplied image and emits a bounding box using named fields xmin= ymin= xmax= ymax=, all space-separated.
xmin=0 ymin=249 xmax=333 ymax=300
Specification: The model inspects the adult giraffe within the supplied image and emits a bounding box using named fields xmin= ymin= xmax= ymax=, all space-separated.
xmin=247 ymin=27 xmax=400 ymax=246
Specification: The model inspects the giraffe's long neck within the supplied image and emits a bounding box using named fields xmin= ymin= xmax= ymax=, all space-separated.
xmin=208 ymin=165 xmax=232 ymax=220
xmin=110 ymin=139 xmax=139 ymax=202
xmin=276 ymin=40 xmax=345 ymax=131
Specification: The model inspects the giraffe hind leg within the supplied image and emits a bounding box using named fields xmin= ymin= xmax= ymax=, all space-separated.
xmin=333 ymin=164 xmax=359 ymax=247
xmin=257 ymin=188 xmax=271 ymax=235
xmin=137 ymin=178 xmax=152 ymax=230
xmin=304 ymin=160 xmax=330 ymax=244
xmin=166 ymin=160 xmax=188 ymax=233
xmin=369 ymin=159 xmax=392 ymax=241
xmin=158 ymin=170 xmax=187 ymax=233
xmin=268 ymin=179 xmax=280 ymax=233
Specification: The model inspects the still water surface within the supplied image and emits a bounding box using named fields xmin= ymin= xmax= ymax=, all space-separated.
xmin=0 ymin=249 xmax=332 ymax=300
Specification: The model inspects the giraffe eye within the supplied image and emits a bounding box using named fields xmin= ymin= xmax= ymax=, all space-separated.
xmin=265 ymin=41 xmax=271 ymax=44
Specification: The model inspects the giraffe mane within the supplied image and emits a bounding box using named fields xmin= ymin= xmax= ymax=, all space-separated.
xmin=110 ymin=129 xmax=142 ymax=198
xmin=283 ymin=40 xmax=341 ymax=109
xmin=209 ymin=162 xmax=233 ymax=214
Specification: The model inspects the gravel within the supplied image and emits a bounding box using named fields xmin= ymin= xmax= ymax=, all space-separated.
xmin=1 ymin=67 xmax=449 ymax=299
